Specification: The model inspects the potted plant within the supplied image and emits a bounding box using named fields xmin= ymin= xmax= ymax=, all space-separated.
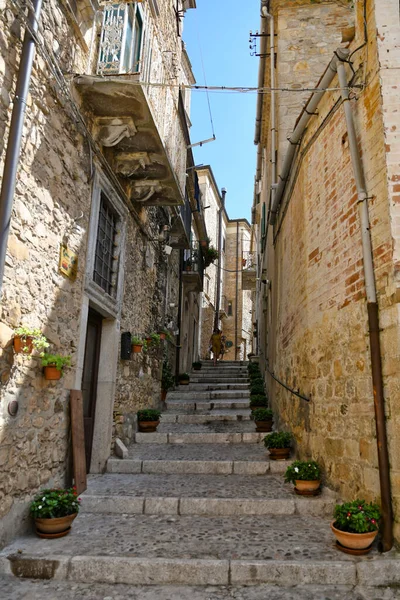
xmin=284 ymin=460 xmax=322 ymax=495
xmin=252 ymin=408 xmax=273 ymax=432
xmin=159 ymin=328 xmax=170 ymax=341
xmin=204 ymin=245 xmax=218 ymax=268
xmin=161 ymin=359 xmax=175 ymax=400
xmin=137 ymin=409 xmax=162 ymax=433
xmin=179 ymin=372 xmax=190 ymax=385
xmin=192 ymin=361 xmax=202 ymax=371
xmin=331 ymin=499 xmax=381 ymax=553
xmin=185 ymin=259 xmax=193 ymax=272
xmin=30 ymin=487 xmax=80 ymax=538
xmin=132 ymin=336 xmax=143 ymax=353
xmin=264 ymin=431 xmax=292 ymax=460
xmin=250 ymin=383 xmax=265 ymax=396
xmin=150 ymin=333 xmax=161 ymax=347
xmin=250 ymin=395 xmax=268 ymax=410
xmin=13 ymin=326 xmax=49 ymax=355
xmin=41 ymin=353 xmax=71 ymax=380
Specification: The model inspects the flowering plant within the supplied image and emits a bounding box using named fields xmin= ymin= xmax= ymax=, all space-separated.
xmin=30 ymin=487 xmax=81 ymax=518
xmin=263 ymin=431 xmax=292 ymax=449
xmin=284 ymin=460 xmax=321 ymax=484
xmin=333 ymin=499 xmax=381 ymax=534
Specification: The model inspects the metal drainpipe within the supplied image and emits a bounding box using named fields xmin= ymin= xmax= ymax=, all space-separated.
xmin=0 ymin=0 xmax=43 ymax=294
xmin=235 ymin=222 xmax=239 ymax=360
xmin=337 ymin=54 xmax=393 ymax=551
xmin=175 ymin=249 xmax=184 ymax=382
xmin=214 ymin=188 xmax=226 ymax=329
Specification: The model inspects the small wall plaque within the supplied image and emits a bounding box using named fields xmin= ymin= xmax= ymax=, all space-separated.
xmin=59 ymin=245 xmax=78 ymax=280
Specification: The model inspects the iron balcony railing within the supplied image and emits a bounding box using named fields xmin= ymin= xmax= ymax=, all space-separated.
xmin=242 ymin=251 xmax=256 ymax=270
xmin=183 ymin=241 xmax=204 ymax=283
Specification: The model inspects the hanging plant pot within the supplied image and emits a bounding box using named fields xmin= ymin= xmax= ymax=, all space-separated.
xmin=255 ymin=419 xmax=273 ymax=433
xmin=268 ymin=447 xmax=291 ymax=461
xmin=295 ymin=480 xmax=321 ymax=494
xmin=44 ymin=366 xmax=62 ymax=380
xmin=132 ymin=344 xmax=143 ymax=354
xmin=14 ymin=336 xmax=34 ymax=354
xmin=35 ymin=513 xmax=77 ymax=537
xmin=138 ymin=420 xmax=160 ymax=433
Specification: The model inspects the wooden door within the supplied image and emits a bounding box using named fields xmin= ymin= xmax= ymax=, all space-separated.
xmin=81 ymin=309 xmax=103 ymax=472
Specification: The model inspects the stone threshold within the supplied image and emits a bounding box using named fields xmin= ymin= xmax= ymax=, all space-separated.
xmin=133 ymin=432 xmax=265 ymax=444
xmin=2 ymin=555 xmax=399 ymax=587
xmin=161 ymin=412 xmax=251 ymax=424
xmin=80 ymin=494 xmax=334 ymax=517
xmin=107 ymin=457 xmax=289 ymax=475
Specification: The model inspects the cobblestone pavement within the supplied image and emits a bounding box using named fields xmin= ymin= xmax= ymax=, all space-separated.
xmin=86 ymin=473 xmax=290 ymax=498
xmin=126 ymin=443 xmax=267 ymax=461
xmin=2 ymin=513 xmax=372 ymax=561
xmin=1 ymin=578 xmax=399 ymax=600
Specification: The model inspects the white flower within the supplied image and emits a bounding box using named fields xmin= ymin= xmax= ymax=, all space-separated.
xmin=38 ymin=505 xmax=42 ymax=509
xmin=294 ymin=467 xmax=299 ymax=473
xmin=42 ymin=497 xmax=46 ymax=501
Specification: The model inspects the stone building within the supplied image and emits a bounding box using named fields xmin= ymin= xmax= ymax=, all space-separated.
xmin=196 ymin=166 xmax=253 ymax=360
xmin=253 ymin=0 xmax=400 ymax=545
xmin=0 ymin=0 xmax=205 ymax=546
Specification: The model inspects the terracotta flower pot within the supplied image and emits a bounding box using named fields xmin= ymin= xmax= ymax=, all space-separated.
xmin=255 ymin=419 xmax=273 ymax=433
xmin=159 ymin=333 xmax=166 ymax=341
xmin=193 ymin=366 xmax=202 ymax=371
xmin=138 ymin=420 xmax=160 ymax=433
xmin=268 ymin=447 xmax=290 ymax=461
xmin=35 ymin=513 xmax=77 ymax=536
xmin=14 ymin=336 xmax=33 ymax=354
xmin=44 ymin=366 xmax=62 ymax=380
xmin=132 ymin=344 xmax=143 ymax=353
xmin=330 ymin=521 xmax=378 ymax=551
xmin=179 ymin=380 xmax=189 ymax=385
xmin=295 ymin=480 xmax=321 ymax=493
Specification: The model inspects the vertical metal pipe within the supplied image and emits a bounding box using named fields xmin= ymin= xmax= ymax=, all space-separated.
xmin=337 ymin=59 xmax=393 ymax=551
xmin=0 ymin=0 xmax=43 ymax=293
xmin=214 ymin=188 xmax=226 ymax=329
xmin=235 ymin=221 xmax=239 ymax=360
xmin=175 ymin=249 xmax=184 ymax=381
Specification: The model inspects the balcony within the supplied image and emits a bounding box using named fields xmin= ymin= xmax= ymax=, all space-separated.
xmin=242 ymin=251 xmax=257 ymax=290
xmin=182 ymin=242 xmax=204 ymax=293
xmin=73 ymin=3 xmax=184 ymax=208
xmin=168 ymin=190 xmax=192 ymax=249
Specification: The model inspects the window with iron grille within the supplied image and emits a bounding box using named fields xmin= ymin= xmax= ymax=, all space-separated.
xmin=93 ymin=193 xmax=119 ymax=295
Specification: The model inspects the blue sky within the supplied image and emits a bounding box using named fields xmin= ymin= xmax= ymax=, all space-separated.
xmin=183 ymin=1 xmax=259 ymax=222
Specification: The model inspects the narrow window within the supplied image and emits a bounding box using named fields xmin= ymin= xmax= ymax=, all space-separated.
xmin=228 ymin=301 xmax=233 ymax=316
xmin=93 ymin=193 xmax=119 ymax=296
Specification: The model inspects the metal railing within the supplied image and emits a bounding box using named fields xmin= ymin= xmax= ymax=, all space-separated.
xmin=242 ymin=251 xmax=256 ymax=270
xmin=183 ymin=241 xmax=204 ymax=282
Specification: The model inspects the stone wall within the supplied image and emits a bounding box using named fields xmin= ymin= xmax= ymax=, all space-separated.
xmin=260 ymin=0 xmax=400 ymax=539
xmin=0 ymin=0 xmax=192 ymax=546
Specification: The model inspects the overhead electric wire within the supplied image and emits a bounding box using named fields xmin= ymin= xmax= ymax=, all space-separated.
xmin=196 ymin=21 xmax=216 ymax=138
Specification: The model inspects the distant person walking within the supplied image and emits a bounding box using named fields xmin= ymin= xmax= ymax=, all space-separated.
xmin=209 ymin=328 xmax=222 ymax=367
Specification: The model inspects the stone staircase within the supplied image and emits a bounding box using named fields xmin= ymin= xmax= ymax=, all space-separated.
xmin=1 ymin=361 xmax=399 ymax=599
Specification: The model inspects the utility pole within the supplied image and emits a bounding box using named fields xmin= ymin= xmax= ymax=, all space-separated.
xmin=214 ymin=187 xmax=226 ymax=330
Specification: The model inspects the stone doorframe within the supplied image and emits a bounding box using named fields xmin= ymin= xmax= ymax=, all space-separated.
xmin=74 ymin=168 xmax=128 ymax=474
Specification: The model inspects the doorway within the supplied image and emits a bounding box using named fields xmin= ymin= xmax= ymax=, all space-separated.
xmin=81 ymin=308 xmax=103 ymax=472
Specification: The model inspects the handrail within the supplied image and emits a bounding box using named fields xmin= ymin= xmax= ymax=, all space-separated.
xmin=259 ymin=353 xmax=311 ymax=403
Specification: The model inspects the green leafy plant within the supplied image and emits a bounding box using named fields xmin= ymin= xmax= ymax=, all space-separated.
xmin=150 ymin=333 xmax=161 ymax=347
xmin=284 ymin=460 xmax=321 ymax=484
xmin=250 ymin=395 xmax=268 ymax=408
xmin=179 ymin=372 xmax=190 ymax=380
xmin=204 ymin=245 xmax=219 ymax=268
xmin=161 ymin=359 xmax=175 ymax=391
xmin=137 ymin=409 xmax=162 ymax=422
xmin=333 ymin=499 xmax=381 ymax=534
xmin=132 ymin=336 xmax=143 ymax=346
xmin=263 ymin=431 xmax=292 ymax=449
xmin=30 ymin=487 xmax=80 ymax=519
xmin=248 ymin=363 xmax=260 ymax=373
xmin=41 ymin=353 xmax=71 ymax=371
xmin=192 ymin=361 xmax=202 ymax=369
xmin=251 ymin=408 xmax=273 ymax=422
xmin=249 ymin=375 xmax=264 ymax=385
xmin=14 ymin=326 xmax=49 ymax=354
xmin=250 ymin=384 xmax=265 ymax=396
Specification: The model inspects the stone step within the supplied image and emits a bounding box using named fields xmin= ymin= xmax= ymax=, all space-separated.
xmin=80 ymin=473 xmax=334 ymax=517
xmin=168 ymin=391 xmax=250 ymax=400
xmin=166 ymin=399 xmax=250 ymax=411
xmin=4 ymin=577 xmax=395 ymax=600
xmin=157 ymin=421 xmax=258 ymax=434
xmin=193 ymin=369 xmax=248 ymax=376
xmin=161 ymin=410 xmax=251 ymax=423
xmin=188 ymin=383 xmax=249 ymax=391
xmin=108 ymin=442 xmax=289 ymax=475
xmin=134 ymin=431 xmax=264 ymax=444
xmin=1 ymin=513 xmax=395 ymax=587
xmin=189 ymin=377 xmax=248 ymax=384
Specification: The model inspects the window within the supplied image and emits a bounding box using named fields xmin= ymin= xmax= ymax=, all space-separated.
xmin=228 ymin=301 xmax=233 ymax=316
xmin=97 ymin=3 xmax=144 ymax=75
xmin=223 ymin=237 xmax=226 ymax=253
xmin=93 ymin=193 xmax=119 ymax=296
